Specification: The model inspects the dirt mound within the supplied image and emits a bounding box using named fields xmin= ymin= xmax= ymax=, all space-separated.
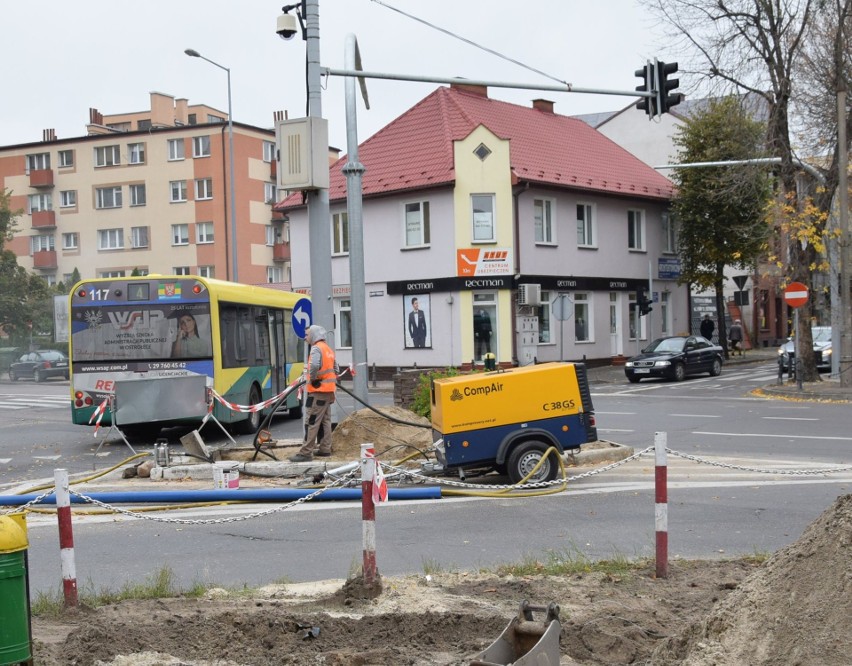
xmin=652 ymin=493 xmax=852 ymax=665
xmin=332 ymin=405 xmax=433 ymax=462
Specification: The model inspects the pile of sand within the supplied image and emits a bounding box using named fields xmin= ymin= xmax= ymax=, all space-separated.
xmin=331 ymin=405 xmax=433 ymax=462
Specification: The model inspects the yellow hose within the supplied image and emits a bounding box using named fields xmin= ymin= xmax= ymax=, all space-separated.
xmin=442 ymin=446 xmax=568 ymax=498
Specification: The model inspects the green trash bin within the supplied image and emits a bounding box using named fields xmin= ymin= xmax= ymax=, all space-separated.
xmin=0 ymin=514 xmax=30 ymax=666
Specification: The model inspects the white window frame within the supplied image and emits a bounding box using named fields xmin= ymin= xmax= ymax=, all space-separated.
xmin=628 ymin=209 xmax=645 ymax=251
xmin=661 ymin=291 xmax=671 ymax=335
xmin=196 ymin=221 xmax=214 ymax=244
xmin=534 ymin=197 xmax=556 ymax=245
xmin=26 ymin=153 xmax=50 ymax=171
xmin=100 ymin=270 xmax=126 ymax=278
xmin=129 ymin=183 xmax=146 ymax=207
xmin=194 ymin=178 xmax=213 ymax=200
xmin=263 ymin=140 xmax=276 ymax=162
xmin=537 ymin=290 xmax=552 ymax=344
xmin=168 ymin=139 xmax=185 ymax=161
xmin=173 ymin=266 xmax=190 ymax=276
xmin=192 ymin=135 xmax=211 ymax=158
xmin=130 ymin=226 xmax=149 ymax=249
xmin=403 ymin=200 xmax=431 ymax=248
xmin=98 ymin=228 xmax=124 ymax=250
xmin=170 ymin=180 xmax=187 ymax=203
xmin=94 ymin=145 xmax=120 ymax=167
xmin=264 ymin=182 xmax=277 ymax=204
xmin=332 ymin=211 xmax=349 ymax=255
xmin=128 ymin=142 xmax=145 ymax=164
xmin=28 ymin=193 xmax=53 ymax=213
xmin=171 ymin=224 xmax=189 ymax=246
xmin=95 ymin=186 xmax=122 ymax=209
xmin=58 ymin=150 xmax=74 ymax=168
xmin=662 ymin=211 xmax=677 ymax=253
xmin=62 ymin=232 xmax=79 ymax=250
xmin=577 ymin=202 xmax=596 ymax=248
xmin=198 ymin=266 xmax=215 ymax=278
xmin=265 ymin=225 xmax=276 ymax=246
xmin=628 ymin=293 xmax=648 ymax=341
xmin=335 ymin=298 xmax=353 ymax=349
xmin=59 ymin=190 xmax=77 ymax=208
xmin=573 ymin=292 xmax=593 ymax=343
xmin=471 ymin=194 xmax=495 ymax=243
xmin=30 ymin=234 xmax=55 ymax=253
xmin=267 ymin=266 xmax=285 ymax=283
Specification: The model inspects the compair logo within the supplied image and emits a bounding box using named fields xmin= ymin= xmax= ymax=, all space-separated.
xmin=450 ymin=388 xmax=464 ymax=401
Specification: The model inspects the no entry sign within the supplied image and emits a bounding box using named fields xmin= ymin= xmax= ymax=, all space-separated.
xmin=784 ymin=282 xmax=809 ymax=308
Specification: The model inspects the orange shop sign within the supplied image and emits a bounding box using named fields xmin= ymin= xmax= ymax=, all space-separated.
xmin=456 ymin=248 xmax=513 ymax=277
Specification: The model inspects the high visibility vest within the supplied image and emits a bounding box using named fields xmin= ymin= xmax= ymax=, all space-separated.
xmin=308 ymin=341 xmax=337 ymax=393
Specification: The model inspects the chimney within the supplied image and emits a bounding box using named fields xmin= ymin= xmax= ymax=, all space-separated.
xmin=450 ymin=80 xmax=488 ymax=97
xmin=532 ymin=98 xmax=554 ymax=113
xmin=42 ymin=128 xmax=57 ymax=142
xmin=89 ymin=108 xmax=104 ymax=125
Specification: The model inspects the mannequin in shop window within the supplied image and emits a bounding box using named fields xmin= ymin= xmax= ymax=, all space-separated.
xmin=474 ymin=309 xmax=492 ymax=358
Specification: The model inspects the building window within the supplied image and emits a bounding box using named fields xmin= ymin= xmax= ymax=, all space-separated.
xmin=208 ymin=114 xmax=225 ymax=123
xmin=537 ymin=290 xmax=552 ymax=343
xmin=131 ymin=226 xmax=149 ymax=249
xmin=332 ymin=211 xmax=349 ymax=255
xmin=168 ymin=139 xmax=185 ymax=161
xmin=263 ymin=140 xmax=276 ymax=162
xmin=661 ymin=291 xmax=671 ymax=335
xmin=194 ymin=178 xmax=213 ymax=200
xmin=96 ymin=186 xmax=122 ymax=209
xmin=173 ymin=266 xmax=190 ymax=275
xmin=577 ymin=203 xmax=595 ymax=247
xmin=26 ymin=153 xmax=50 ymax=171
xmin=471 ymin=194 xmax=495 ymax=242
xmin=30 ymin=234 xmax=55 ymax=253
xmin=45 ymin=274 xmax=57 ymax=287
xmin=267 ymin=266 xmax=285 ymax=283
xmin=59 ymin=190 xmax=77 ymax=208
xmin=573 ymin=292 xmax=591 ymax=342
xmin=62 ymin=232 xmax=79 ymax=250
xmin=404 ymin=201 xmax=430 ymax=248
xmin=628 ymin=209 xmax=645 ymax=250
xmin=187 ymin=113 xmax=197 ymax=125
xmin=265 ymin=225 xmax=276 ymax=246
xmin=662 ymin=212 xmax=677 ymax=253
xmin=129 ymin=183 xmax=146 ymax=207
xmin=94 ymin=145 xmax=120 ymax=167
xmin=170 ymin=180 xmax=187 ymax=203
xmin=192 ymin=135 xmax=211 ymax=158
xmin=171 ymin=224 xmax=189 ymax=246
xmin=628 ymin=293 xmax=647 ymax=340
xmin=128 ymin=142 xmax=145 ymax=164
xmin=101 ymin=270 xmax=126 ymax=278
xmin=198 ymin=266 xmax=215 ymax=278
xmin=336 ymin=299 xmax=353 ymax=348
xmin=98 ymin=228 xmax=124 ymax=250
xmin=137 ymin=119 xmax=151 ymax=131
xmin=264 ymin=182 xmax=277 ymax=204
xmin=534 ymin=198 xmax=555 ymax=244
xmin=28 ymin=193 xmax=53 ymax=213
xmin=196 ymin=221 xmax=214 ymax=244
xmin=58 ymin=150 xmax=74 ymax=168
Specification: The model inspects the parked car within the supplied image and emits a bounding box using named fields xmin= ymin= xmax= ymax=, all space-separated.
xmin=624 ymin=335 xmax=724 ymax=383
xmin=777 ymin=326 xmax=832 ymax=372
xmin=8 ymin=350 xmax=70 ymax=382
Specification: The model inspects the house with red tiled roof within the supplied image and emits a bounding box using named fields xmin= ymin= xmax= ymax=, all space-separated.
xmin=277 ymin=83 xmax=687 ymax=372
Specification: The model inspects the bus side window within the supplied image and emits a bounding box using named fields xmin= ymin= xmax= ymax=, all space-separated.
xmin=236 ymin=307 xmax=251 ymax=363
xmin=253 ymin=307 xmax=271 ymax=364
xmin=220 ymin=305 xmax=237 ymax=368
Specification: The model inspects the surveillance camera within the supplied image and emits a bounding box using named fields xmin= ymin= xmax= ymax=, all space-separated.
xmin=277 ymin=12 xmax=298 ymax=40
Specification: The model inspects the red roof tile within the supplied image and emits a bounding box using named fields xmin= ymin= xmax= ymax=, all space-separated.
xmin=278 ymin=85 xmax=674 ymax=210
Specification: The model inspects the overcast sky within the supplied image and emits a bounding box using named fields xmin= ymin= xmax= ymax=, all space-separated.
xmin=3 ymin=0 xmax=675 ymax=151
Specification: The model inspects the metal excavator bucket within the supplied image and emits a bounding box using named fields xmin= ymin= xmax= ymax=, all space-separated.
xmin=469 ymin=600 xmax=561 ymax=665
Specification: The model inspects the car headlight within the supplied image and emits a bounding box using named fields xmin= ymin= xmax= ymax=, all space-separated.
xmin=625 ymin=361 xmax=635 ymax=368
xmin=777 ymin=348 xmax=785 ymax=356
xmin=824 ymin=349 xmax=832 ymax=357
xmin=654 ymin=360 xmax=671 ymax=367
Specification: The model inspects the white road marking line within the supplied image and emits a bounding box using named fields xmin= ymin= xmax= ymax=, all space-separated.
xmin=761 ymin=416 xmax=819 ymax=421
xmin=595 ymin=411 xmax=636 ymax=415
xmin=9 ymin=400 xmax=67 ymax=408
xmin=32 ymin=455 xmax=62 ymax=461
xmin=670 ymin=413 xmax=720 ymax=418
xmin=597 ymin=428 xmax=635 ymax=433
xmin=0 ymin=458 xmax=11 ymax=464
xmin=693 ymin=431 xmax=852 ymax=442
xmin=0 ymin=405 xmax=27 ymax=410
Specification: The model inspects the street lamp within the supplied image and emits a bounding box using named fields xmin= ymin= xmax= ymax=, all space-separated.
xmin=184 ymin=48 xmax=239 ymax=282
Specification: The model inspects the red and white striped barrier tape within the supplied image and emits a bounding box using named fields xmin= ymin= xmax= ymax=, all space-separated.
xmin=89 ymin=398 xmax=110 ymax=436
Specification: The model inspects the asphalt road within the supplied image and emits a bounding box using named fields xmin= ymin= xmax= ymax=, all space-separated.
xmin=4 ymin=362 xmax=852 ymax=595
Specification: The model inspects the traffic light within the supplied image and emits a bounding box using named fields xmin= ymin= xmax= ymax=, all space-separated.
xmin=656 ymin=61 xmax=683 ymax=114
xmin=635 ymin=63 xmax=654 ymax=116
xmin=636 ymin=290 xmax=653 ymax=316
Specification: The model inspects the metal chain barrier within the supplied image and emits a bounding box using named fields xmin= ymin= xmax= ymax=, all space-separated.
xmin=0 ymin=489 xmax=56 ymax=516
xmin=662 ymin=448 xmax=852 ymax=476
xmin=65 ymin=470 xmax=359 ymax=525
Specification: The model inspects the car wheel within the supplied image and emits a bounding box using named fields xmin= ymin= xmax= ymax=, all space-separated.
xmin=671 ymin=362 xmax=686 ymax=382
xmin=237 ymin=385 xmax=263 ymax=434
xmin=8 ymin=369 xmax=17 ymax=382
xmin=34 ymin=369 xmax=44 ymax=383
xmin=709 ymin=358 xmax=722 ymax=377
xmin=627 ymin=374 xmax=641 ymax=384
xmin=507 ymin=440 xmax=559 ymax=484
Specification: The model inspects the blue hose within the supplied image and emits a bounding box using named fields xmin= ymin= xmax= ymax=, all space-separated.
xmin=0 ymin=486 xmax=441 ymax=506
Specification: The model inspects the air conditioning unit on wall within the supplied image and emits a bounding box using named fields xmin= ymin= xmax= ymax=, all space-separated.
xmin=517 ymin=283 xmax=541 ymax=307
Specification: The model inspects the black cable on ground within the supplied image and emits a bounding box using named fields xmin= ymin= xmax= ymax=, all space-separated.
xmin=251 ymin=377 xmax=307 ymax=460
xmin=334 ymin=382 xmax=431 ymax=428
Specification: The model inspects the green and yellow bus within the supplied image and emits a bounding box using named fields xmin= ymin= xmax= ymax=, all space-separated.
xmin=69 ymin=276 xmax=306 ymax=435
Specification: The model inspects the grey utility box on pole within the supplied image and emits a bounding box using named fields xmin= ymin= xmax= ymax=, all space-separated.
xmin=276 ymin=117 xmax=330 ymax=190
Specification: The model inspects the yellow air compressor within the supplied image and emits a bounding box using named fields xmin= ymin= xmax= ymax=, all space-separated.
xmin=430 ymin=362 xmax=597 ymax=483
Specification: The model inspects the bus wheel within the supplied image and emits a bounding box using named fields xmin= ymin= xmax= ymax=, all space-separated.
xmin=288 ymin=404 xmax=303 ymax=420
xmin=238 ymin=385 xmax=263 ymax=434
xmin=507 ymin=440 xmax=559 ymax=485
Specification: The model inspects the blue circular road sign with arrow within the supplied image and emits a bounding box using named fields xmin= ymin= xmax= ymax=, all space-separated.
xmin=292 ymin=298 xmax=312 ymax=339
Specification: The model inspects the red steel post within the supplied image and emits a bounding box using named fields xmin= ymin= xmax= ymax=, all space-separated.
xmin=654 ymin=432 xmax=668 ymax=579
xmin=360 ymin=443 xmax=378 ymax=586
xmin=54 ymin=468 xmax=78 ymax=606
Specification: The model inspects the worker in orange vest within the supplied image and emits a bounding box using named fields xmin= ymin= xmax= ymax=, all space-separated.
xmin=290 ymin=324 xmax=339 ymax=462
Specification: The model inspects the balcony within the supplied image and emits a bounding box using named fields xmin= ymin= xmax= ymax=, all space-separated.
xmin=272 ymin=242 xmax=291 ymax=262
xmin=31 ymin=210 xmax=56 ymax=229
xmin=29 ymin=169 xmax=54 ymax=188
xmin=33 ymin=249 xmax=57 ymax=270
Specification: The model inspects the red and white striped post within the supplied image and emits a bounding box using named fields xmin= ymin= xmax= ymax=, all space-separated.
xmin=360 ymin=443 xmax=378 ymax=586
xmin=54 ymin=468 xmax=78 ymax=606
xmin=654 ymin=432 xmax=668 ymax=579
